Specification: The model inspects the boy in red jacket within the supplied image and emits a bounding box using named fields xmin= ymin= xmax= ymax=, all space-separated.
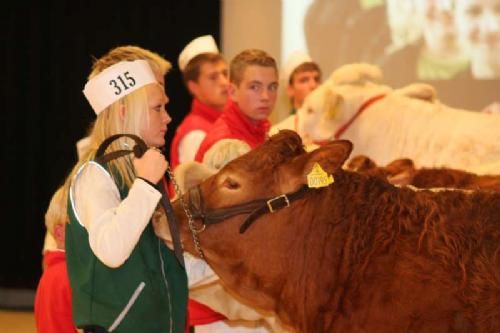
xmin=195 ymin=49 xmax=278 ymax=162
xmin=170 ymin=35 xmax=229 ymax=169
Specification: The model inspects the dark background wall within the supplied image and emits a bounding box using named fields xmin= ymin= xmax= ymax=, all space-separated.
xmin=2 ymin=1 xmax=220 ymax=292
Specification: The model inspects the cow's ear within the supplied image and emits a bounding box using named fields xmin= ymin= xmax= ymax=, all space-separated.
xmin=330 ymin=63 xmax=383 ymax=85
xmin=174 ymin=161 xmax=217 ymax=195
xmin=302 ymin=140 xmax=353 ymax=176
xmin=346 ymin=155 xmax=377 ymax=172
xmin=323 ymin=86 xmax=343 ymax=119
xmin=387 ymin=171 xmax=413 ymax=186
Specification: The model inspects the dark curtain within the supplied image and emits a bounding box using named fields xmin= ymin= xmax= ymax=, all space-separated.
xmin=2 ymin=1 xmax=220 ymax=290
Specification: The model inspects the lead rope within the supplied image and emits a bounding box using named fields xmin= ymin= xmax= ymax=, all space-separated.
xmin=166 ymin=167 xmax=206 ymax=260
xmin=157 ymin=238 xmax=174 ymax=333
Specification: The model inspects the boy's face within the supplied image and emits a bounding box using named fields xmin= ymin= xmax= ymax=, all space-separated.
xmin=230 ymin=65 xmax=278 ymax=123
xmin=287 ymin=70 xmax=321 ymax=109
xmin=188 ymin=60 xmax=229 ymax=110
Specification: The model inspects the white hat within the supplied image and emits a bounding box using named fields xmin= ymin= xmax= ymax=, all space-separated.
xmin=83 ymin=60 xmax=157 ymax=114
xmin=283 ymin=50 xmax=313 ymax=84
xmin=178 ymin=35 xmax=219 ymax=72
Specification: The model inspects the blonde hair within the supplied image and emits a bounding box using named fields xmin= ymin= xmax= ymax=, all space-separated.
xmin=89 ymin=45 xmax=171 ymax=80
xmin=202 ymin=139 xmax=251 ymax=170
xmin=45 ymin=185 xmax=69 ymax=236
xmin=68 ymin=45 xmax=171 ymax=190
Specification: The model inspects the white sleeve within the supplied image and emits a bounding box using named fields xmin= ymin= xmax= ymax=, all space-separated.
xmin=184 ymin=252 xmax=218 ymax=288
xmin=71 ymin=162 xmax=162 ymax=268
xmin=178 ymin=130 xmax=206 ymax=164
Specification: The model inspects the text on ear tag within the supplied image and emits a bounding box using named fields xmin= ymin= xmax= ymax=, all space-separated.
xmin=307 ymin=163 xmax=334 ymax=188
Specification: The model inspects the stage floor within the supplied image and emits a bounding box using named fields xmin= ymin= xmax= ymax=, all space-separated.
xmin=0 ymin=310 xmax=36 ymax=333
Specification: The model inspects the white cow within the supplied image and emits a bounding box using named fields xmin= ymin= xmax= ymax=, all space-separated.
xmin=271 ymin=63 xmax=500 ymax=172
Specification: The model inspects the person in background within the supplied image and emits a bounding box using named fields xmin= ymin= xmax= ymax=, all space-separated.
xmin=170 ymin=35 xmax=229 ymax=170
xmin=381 ymin=0 xmax=469 ymax=83
xmin=282 ymin=50 xmax=322 ymax=114
xmin=195 ymin=49 xmax=278 ymax=162
xmin=189 ymin=49 xmax=278 ymax=332
xmin=64 ymin=47 xmax=187 ymax=333
xmin=454 ymin=0 xmax=500 ymax=79
xmin=34 ymin=185 xmax=78 ymax=333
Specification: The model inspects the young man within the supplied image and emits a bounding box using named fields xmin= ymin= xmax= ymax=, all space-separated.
xmin=283 ymin=50 xmax=322 ymax=114
xmin=170 ymin=35 xmax=229 ymax=169
xmin=195 ymin=49 xmax=279 ymax=162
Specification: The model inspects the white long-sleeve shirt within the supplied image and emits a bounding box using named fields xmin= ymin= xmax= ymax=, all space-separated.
xmin=70 ymin=161 xmax=219 ymax=288
xmin=70 ymin=161 xmax=161 ymax=268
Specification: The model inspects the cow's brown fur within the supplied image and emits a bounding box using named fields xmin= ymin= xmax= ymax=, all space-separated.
xmin=173 ymin=130 xmax=500 ymax=333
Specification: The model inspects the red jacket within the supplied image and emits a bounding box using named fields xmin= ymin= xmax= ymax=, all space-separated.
xmin=188 ymin=101 xmax=270 ymax=328
xmin=34 ymin=251 xmax=77 ymax=333
xmin=170 ymin=99 xmax=222 ymax=170
xmin=195 ymin=100 xmax=270 ymax=162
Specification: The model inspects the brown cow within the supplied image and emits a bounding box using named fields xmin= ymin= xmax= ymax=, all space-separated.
xmin=172 ymin=130 xmax=500 ymax=333
xmin=347 ymin=155 xmax=500 ymax=191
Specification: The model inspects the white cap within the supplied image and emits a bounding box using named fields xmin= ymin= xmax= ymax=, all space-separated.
xmin=83 ymin=60 xmax=157 ymax=114
xmin=283 ymin=50 xmax=313 ymax=84
xmin=178 ymin=35 xmax=219 ymax=71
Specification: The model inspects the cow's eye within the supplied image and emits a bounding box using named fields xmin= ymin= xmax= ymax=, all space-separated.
xmin=223 ymin=177 xmax=240 ymax=190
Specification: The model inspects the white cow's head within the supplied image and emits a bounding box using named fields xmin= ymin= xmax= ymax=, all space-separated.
xmin=296 ymin=63 xmax=392 ymax=143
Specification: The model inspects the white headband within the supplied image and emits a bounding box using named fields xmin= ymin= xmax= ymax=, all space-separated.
xmin=83 ymin=60 xmax=157 ymax=114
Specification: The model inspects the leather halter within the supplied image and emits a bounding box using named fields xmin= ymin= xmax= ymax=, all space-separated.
xmin=186 ymin=184 xmax=311 ymax=234
xmin=333 ymin=94 xmax=386 ymax=139
xmin=294 ymin=93 xmax=386 ymax=145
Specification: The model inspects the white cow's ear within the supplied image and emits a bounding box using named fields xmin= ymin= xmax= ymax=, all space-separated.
xmin=329 ymin=63 xmax=383 ymax=85
xmin=394 ymin=83 xmax=437 ymax=103
xmin=173 ymin=161 xmax=217 ymax=195
xmin=301 ymin=140 xmax=353 ymax=178
xmin=323 ymin=87 xmax=343 ymax=120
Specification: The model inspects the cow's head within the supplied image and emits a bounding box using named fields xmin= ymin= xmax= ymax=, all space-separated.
xmin=295 ymin=63 xmax=392 ymax=143
xmin=172 ymin=130 xmax=353 ymax=311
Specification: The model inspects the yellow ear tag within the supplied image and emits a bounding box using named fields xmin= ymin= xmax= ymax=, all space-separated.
xmin=307 ymin=163 xmax=334 ymax=188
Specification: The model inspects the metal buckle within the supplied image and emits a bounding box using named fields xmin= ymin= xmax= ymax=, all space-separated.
xmin=266 ymin=194 xmax=290 ymax=213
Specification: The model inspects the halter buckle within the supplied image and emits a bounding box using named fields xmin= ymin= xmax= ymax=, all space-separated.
xmin=267 ymin=194 xmax=290 ymax=213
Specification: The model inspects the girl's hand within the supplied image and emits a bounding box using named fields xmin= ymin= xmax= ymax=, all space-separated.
xmin=133 ymin=147 xmax=168 ymax=184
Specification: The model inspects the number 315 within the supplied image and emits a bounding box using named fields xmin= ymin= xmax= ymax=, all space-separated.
xmin=109 ymin=71 xmax=136 ymax=95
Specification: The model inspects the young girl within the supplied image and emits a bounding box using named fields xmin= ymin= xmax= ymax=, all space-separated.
xmin=65 ymin=48 xmax=188 ymax=333
xmin=34 ymin=185 xmax=78 ymax=333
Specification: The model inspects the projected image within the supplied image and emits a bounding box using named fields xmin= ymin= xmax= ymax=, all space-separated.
xmin=455 ymin=0 xmax=500 ymax=79
xmin=282 ymin=0 xmax=500 ymax=109
xmin=381 ymin=0 xmax=470 ymax=82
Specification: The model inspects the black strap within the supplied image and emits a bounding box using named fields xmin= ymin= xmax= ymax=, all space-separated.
xmin=157 ymin=178 xmax=185 ymax=267
xmin=239 ymin=185 xmax=310 ymax=233
xmin=187 ymin=185 xmax=311 ymax=234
